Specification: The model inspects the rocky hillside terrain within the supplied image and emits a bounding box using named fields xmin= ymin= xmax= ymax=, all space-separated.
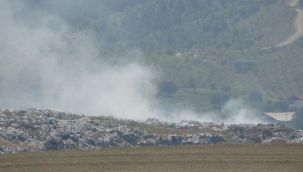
xmin=0 ymin=109 xmax=302 ymax=154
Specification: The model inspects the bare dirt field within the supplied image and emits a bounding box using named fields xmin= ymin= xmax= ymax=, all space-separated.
xmin=0 ymin=144 xmax=303 ymax=172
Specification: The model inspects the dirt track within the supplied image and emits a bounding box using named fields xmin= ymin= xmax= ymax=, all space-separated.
xmin=275 ymin=3 xmax=303 ymax=47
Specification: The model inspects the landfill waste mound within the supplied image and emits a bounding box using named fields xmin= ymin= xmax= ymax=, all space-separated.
xmin=0 ymin=109 xmax=302 ymax=154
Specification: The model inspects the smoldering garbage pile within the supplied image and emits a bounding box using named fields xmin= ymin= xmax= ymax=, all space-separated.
xmin=0 ymin=109 xmax=303 ymax=154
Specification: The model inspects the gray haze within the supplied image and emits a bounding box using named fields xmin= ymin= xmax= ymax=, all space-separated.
xmin=0 ymin=0 xmax=264 ymax=123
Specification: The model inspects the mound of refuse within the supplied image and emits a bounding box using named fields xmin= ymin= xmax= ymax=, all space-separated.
xmin=0 ymin=109 xmax=302 ymax=154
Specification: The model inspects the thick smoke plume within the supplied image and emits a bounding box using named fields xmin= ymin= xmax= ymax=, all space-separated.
xmin=0 ymin=0 xmax=158 ymax=120
xmin=0 ymin=1 xmax=264 ymax=124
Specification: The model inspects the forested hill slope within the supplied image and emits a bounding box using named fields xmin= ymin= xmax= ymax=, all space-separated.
xmin=16 ymin=0 xmax=303 ymax=113
xmin=36 ymin=0 xmax=295 ymax=52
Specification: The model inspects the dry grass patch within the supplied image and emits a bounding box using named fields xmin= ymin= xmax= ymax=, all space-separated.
xmin=0 ymin=144 xmax=303 ymax=172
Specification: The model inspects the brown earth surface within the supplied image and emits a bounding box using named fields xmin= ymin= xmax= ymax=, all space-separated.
xmin=0 ymin=144 xmax=303 ymax=172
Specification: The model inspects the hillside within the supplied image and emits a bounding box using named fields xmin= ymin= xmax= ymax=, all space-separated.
xmin=46 ymin=0 xmax=296 ymax=52
xmin=148 ymin=39 xmax=303 ymax=113
xmin=56 ymin=0 xmax=303 ymax=113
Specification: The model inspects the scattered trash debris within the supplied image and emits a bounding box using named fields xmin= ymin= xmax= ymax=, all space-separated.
xmin=0 ymin=109 xmax=302 ymax=154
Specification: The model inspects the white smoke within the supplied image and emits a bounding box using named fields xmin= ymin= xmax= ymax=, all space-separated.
xmin=221 ymin=98 xmax=263 ymax=124
xmin=0 ymin=0 xmax=264 ymax=124
xmin=0 ymin=0 xmax=158 ymax=120
xmin=159 ymin=98 xmax=264 ymax=124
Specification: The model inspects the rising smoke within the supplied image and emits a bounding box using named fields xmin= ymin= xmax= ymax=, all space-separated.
xmin=0 ymin=0 xmax=264 ymax=124
xmin=0 ymin=0 xmax=159 ymax=120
